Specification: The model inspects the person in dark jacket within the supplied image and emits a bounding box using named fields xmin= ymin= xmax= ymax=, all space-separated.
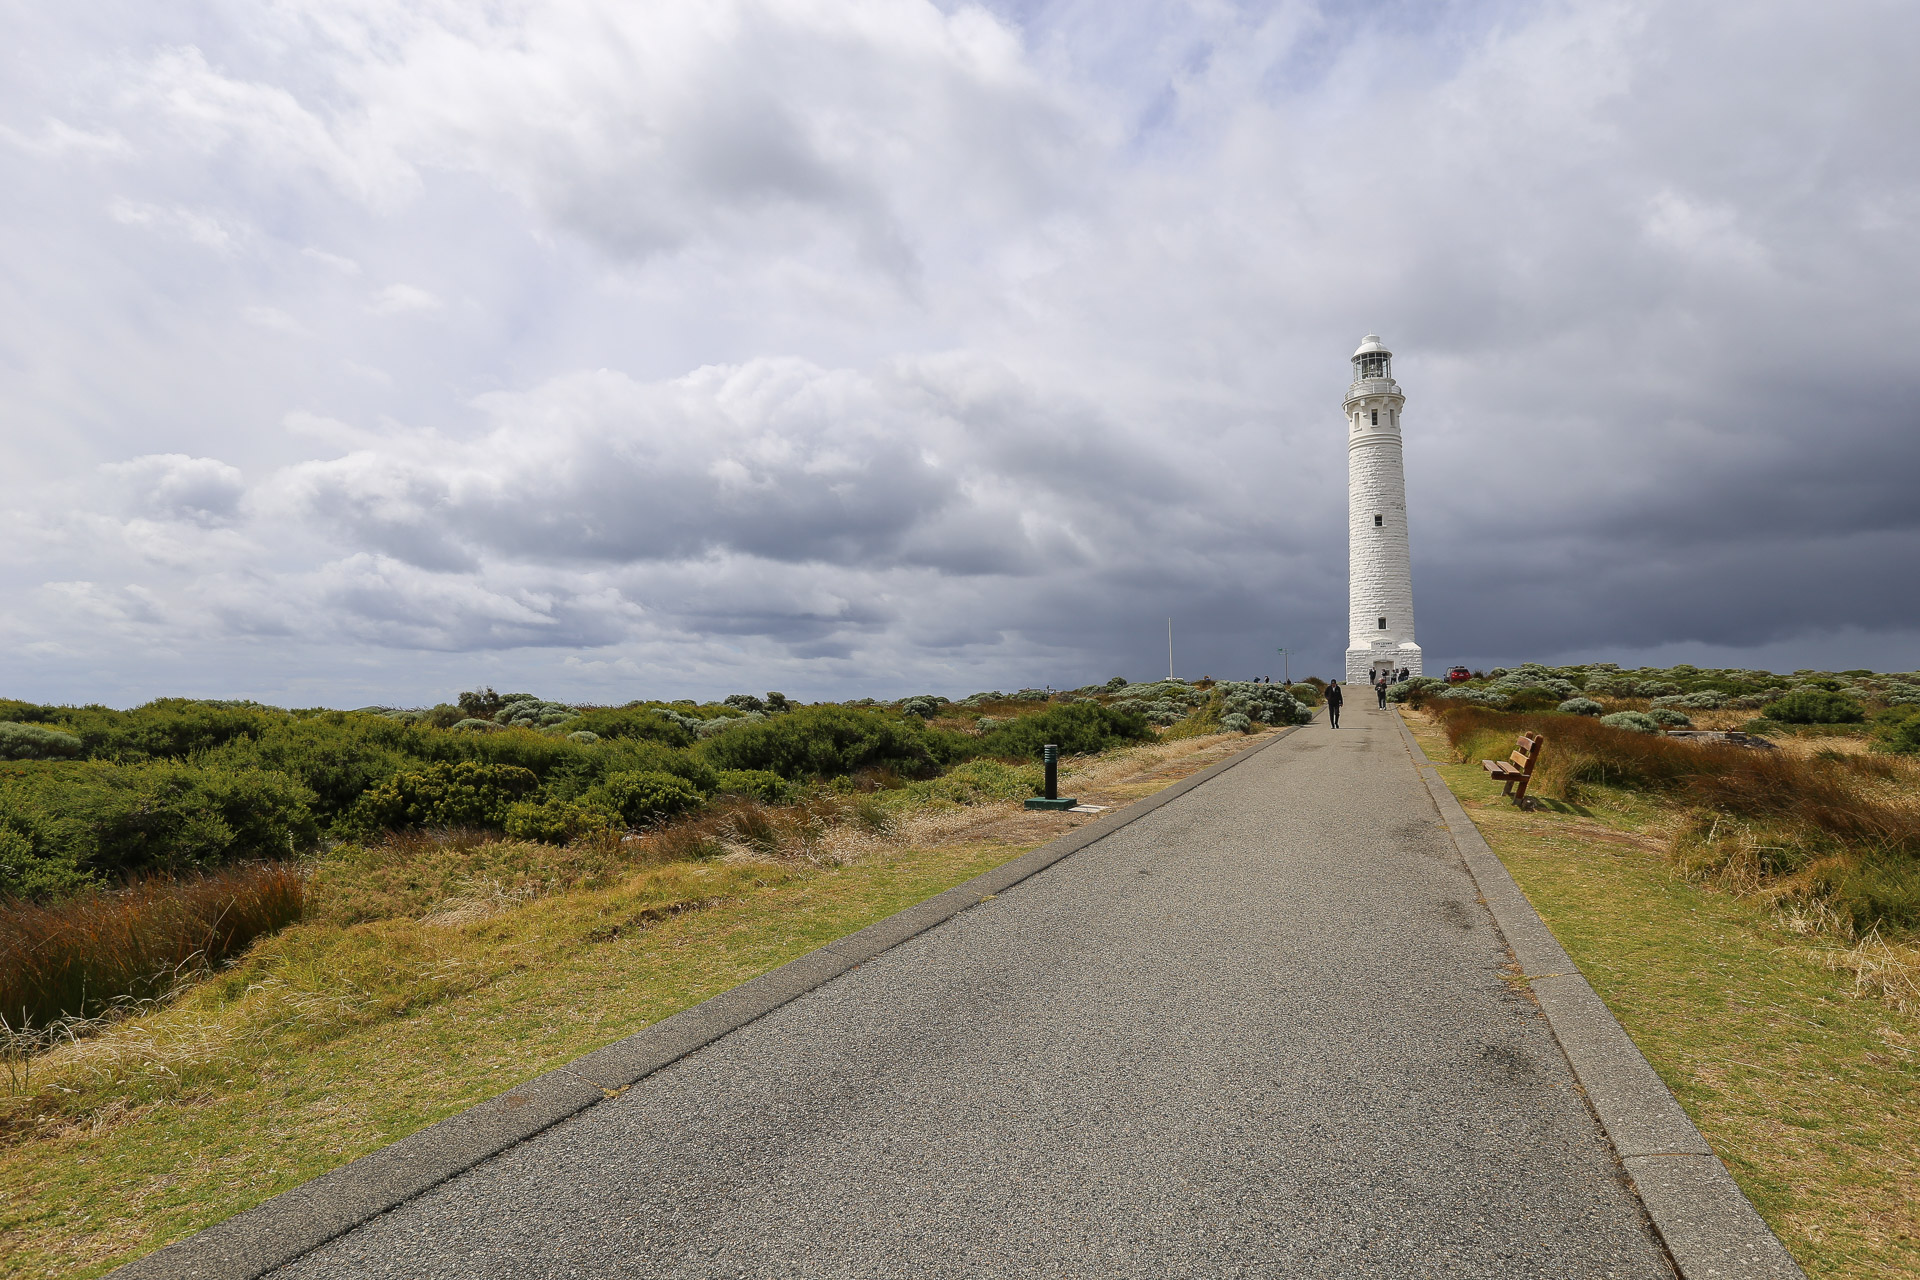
xmin=1375 ymin=672 xmax=1389 ymax=708
xmin=1325 ymin=679 xmax=1343 ymax=728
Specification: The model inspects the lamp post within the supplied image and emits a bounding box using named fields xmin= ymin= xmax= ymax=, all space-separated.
xmin=1276 ymin=648 xmax=1291 ymax=685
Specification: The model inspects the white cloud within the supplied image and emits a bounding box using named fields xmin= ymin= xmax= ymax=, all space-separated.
xmin=244 ymin=305 xmax=307 ymax=334
xmin=1 ymin=118 xmax=130 ymax=157
xmin=302 ymin=246 xmax=363 ymax=275
xmin=369 ymin=283 xmax=443 ymax=314
xmin=107 ymin=197 xmax=243 ymax=251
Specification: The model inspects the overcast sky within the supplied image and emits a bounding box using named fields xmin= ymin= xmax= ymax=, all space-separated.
xmin=4 ymin=0 xmax=1917 ymax=707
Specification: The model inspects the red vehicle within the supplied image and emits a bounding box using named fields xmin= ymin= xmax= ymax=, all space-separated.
xmin=1447 ymin=666 xmax=1472 ymax=683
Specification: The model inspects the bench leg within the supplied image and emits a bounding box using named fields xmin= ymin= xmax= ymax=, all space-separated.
xmin=1511 ymin=775 xmax=1531 ymax=808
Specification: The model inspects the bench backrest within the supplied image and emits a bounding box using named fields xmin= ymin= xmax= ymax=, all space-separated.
xmin=1509 ymin=732 xmax=1544 ymax=773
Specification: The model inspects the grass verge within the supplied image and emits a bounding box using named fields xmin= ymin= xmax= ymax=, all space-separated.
xmin=0 ymin=730 xmax=1261 ymax=1278
xmin=1403 ymin=709 xmax=1919 ymax=1279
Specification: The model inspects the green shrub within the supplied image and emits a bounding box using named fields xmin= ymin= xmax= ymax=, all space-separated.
xmin=493 ymin=695 xmax=579 ymax=729
xmin=701 ymin=705 xmax=963 ymax=780
xmin=1648 ymin=708 xmax=1693 ymax=728
xmin=1762 ymin=690 xmax=1865 ymax=725
xmin=1654 ymin=691 xmax=1727 ymax=710
xmin=0 ymin=698 xmax=280 ymax=762
xmin=1388 ymin=677 xmax=1444 ymax=704
xmin=567 ymin=706 xmax=694 ymax=747
xmin=1108 ymin=680 xmax=1206 ymax=725
xmin=712 ymin=769 xmax=795 ymax=804
xmin=1284 ymin=682 xmax=1323 ymax=708
xmin=1600 ymin=711 xmax=1661 ymax=734
xmin=1558 ymin=698 xmax=1604 ymax=716
xmin=0 ymin=722 xmax=84 ymax=760
xmin=0 ymin=761 xmax=320 ymax=897
xmin=344 ymin=761 xmax=540 ymax=835
xmin=597 ymin=770 xmax=704 ymax=825
xmin=1871 ymin=706 xmax=1920 ymax=755
xmin=1219 ymin=712 xmax=1253 ymax=733
xmin=1442 ymin=687 xmax=1509 ymax=706
xmin=897 ymin=696 xmax=947 ymax=719
xmin=975 ymin=701 xmax=1152 ymax=759
xmin=902 ymin=758 xmax=1044 ymax=805
xmin=1216 ymin=681 xmax=1310 ymax=726
xmin=502 ymin=797 xmax=612 ymax=843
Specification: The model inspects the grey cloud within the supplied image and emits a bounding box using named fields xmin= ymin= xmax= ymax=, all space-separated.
xmin=103 ymin=454 xmax=246 ymax=526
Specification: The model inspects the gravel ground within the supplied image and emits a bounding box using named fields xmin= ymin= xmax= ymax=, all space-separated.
xmin=272 ymin=704 xmax=1674 ymax=1278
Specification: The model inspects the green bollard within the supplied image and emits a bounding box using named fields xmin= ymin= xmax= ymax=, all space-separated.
xmin=1024 ymin=742 xmax=1079 ymax=810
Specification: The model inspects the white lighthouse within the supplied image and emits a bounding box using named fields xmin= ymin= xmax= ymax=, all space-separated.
xmin=1345 ymin=333 xmax=1422 ymax=685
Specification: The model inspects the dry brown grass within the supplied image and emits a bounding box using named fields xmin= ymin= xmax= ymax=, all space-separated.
xmin=1420 ymin=704 xmax=1920 ymax=1013
xmin=0 ymin=865 xmax=305 ymax=1031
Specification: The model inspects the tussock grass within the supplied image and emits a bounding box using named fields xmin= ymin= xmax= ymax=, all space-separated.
xmin=1432 ymin=706 xmax=1920 ymax=933
xmin=0 ymin=865 xmax=305 ymax=1028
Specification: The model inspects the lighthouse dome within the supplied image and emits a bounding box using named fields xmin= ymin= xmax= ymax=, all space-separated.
xmin=1352 ymin=333 xmax=1390 ymax=358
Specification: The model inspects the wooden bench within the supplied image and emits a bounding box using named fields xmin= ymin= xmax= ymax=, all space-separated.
xmin=1481 ymin=732 xmax=1545 ymax=807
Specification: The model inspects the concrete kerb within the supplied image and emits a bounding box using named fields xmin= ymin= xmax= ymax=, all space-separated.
xmin=1390 ymin=710 xmax=1805 ymax=1280
xmin=114 ymin=724 xmax=1304 ymax=1280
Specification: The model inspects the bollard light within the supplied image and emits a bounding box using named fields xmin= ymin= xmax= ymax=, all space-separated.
xmin=1024 ymin=742 xmax=1079 ymax=811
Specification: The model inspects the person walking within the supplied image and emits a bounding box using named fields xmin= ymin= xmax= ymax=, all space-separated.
xmin=1325 ymin=679 xmax=1343 ymax=728
xmin=1375 ymin=672 xmax=1389 ymax=709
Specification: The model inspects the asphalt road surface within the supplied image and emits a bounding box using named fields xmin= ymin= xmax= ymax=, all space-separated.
xmin=273 ymin=704 xmax=1674 ymax=1278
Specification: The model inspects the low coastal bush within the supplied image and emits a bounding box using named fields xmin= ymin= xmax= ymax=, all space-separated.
xmin=597 ymin=770 xmax=704 ymax=825
xmin=0 ymin=762 xmax=320 ymax=899
xmin=1600 ymin=711 xmax=1660 ymax=733
xmin=700 ymin=705 xmax=963 ymax=780
xmin=1872 ymin=707 xmax=1920 ymax=755
xmin=712 ymin=769 xmax=796 ymax=804
xmin=343 ymin=761 xmax=541 ymax=836
xmin=974 ymin=701 xmax=1151 ymax=758
xmin=1648 ymin=708 xmax=1693 ymax=728
xmin=503 ymin=797 xmax=612 ymax=843
xmin=1216 ymin=681 xmax=1310 ymax=727
xmin=1388 ymin=677 xmax=1444 ymax=704
xmin=1558 ymin=698 xmax=1604 ymax=716
xmin=0 ymin=722 xmax=84 ymax=761
xmin=1763 ymin=690 xmax=1866 ymax=725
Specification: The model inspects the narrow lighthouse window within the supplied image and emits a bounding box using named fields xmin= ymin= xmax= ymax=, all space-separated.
xmin=1378 ymin=617 xmax=1387 ymax=629
xmin=1374 ymin=514 xmax=1383 ymax=527
xmin=1370 ymin=409 xmax=1378 ymax=425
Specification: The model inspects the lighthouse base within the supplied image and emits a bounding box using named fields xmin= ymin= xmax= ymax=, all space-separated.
xmin=1347 ymin=641 xmax=1423 ymax=686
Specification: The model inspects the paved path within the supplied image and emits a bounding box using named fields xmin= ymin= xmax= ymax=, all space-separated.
xmin=274 ymin=705 xmax=1673 ymax=1278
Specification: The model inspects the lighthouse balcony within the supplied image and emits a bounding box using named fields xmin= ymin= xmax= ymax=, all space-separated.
xmin=1343 ymin=377 xmax=1402 ymax=404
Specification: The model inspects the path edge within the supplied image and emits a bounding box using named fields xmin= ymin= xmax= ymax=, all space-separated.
xmin=1391 ymin=709 xmax=1805 ymax=1280
xmin=113 ymin=724 xmax=1303 ymax=1280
